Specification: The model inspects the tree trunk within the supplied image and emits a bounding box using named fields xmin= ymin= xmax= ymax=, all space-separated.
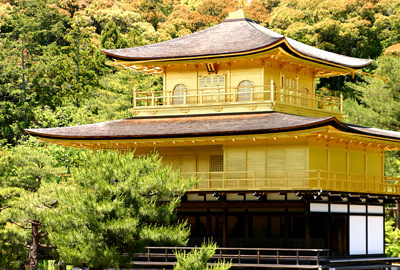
xmin=29 ymin=222 xmax=40 ymax=270
xmin=396 ymin=203 xmax=400 ymax=229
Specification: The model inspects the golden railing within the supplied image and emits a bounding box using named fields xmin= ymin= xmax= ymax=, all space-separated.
xmin=183 ymin=170 xmax=400 ymax=195
xmin=133 ymin=84 xmax=343 ymax=113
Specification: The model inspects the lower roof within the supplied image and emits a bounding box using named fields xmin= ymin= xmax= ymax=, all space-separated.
xmin=25 ymin=112 xmax=400 ymax=142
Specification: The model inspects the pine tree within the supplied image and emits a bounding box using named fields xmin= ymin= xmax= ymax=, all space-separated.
xmin=0 ymin=144 xmax=64 ymax=270
xmin=100 ymin=20 xmax=129 ymax=49
xmin=174 ymin=241 xmax=232 ymax=270
xmin=44 ymin=150 xmax=196 ymax=269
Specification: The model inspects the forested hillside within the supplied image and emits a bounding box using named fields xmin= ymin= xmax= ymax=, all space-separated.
xmin=0 ymin=0 xmax=399 ymax=145
xmin=2 ymin=0 xmax=400 ymax=268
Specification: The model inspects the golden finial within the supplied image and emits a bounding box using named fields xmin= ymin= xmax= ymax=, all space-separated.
xmin=236 ymin=0 xmax=251 ymax=10
xmin=227 ymin=0 xmax=253 ymax=20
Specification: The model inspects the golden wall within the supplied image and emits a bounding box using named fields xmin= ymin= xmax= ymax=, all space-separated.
xmin=134 ymin=136 xmax=386 ymax=193
xmin=165 ymin=59 xmax=315 ymax=94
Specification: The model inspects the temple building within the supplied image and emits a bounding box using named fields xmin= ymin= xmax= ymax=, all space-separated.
xmin=26 ymin=9 xmax=400 ymax=269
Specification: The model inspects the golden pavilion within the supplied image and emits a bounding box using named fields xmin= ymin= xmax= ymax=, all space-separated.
xmin=26 ymin=9 xmax=400 ymax=269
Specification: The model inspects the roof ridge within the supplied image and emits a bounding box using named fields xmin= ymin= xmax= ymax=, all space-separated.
xmin=102 ymin=23 xmax=225 ymax=54
xmin=246 ymin=21 xmax=284 ymax=39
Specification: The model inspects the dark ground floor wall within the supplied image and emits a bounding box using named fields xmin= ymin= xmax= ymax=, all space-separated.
xmin=176 ymin=194 xmax=385 ymax=258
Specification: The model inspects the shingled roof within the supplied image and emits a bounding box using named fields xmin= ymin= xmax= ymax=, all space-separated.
xmin=25 ymin=112 xmax=400 ymax=141
xmin=102 ymin=18 xmax=372 ymax=68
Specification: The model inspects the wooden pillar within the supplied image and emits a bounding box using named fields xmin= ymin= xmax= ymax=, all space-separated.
xmin=245 ymin=209 xmax=249 ymax=247
xmin=206 ymin=209 xmax=212 ymax=236
xmin=327 ymin=215 xmax=331 ymax=255
xmin=223 ymin=202 xmax=227 ymax=247
xmin=284 ymin=216 xmax=289 ymax=247
xmin=305 ymin=203 xmax=310 ymax=249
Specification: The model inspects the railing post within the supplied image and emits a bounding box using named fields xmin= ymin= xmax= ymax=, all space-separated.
xmin=238 ymin=249 xmax=241 ymax=264
xmin=233 ymin=87 xmax=239 ymax=102
xmin=147 ymin=247 xmax=150 ymax=262
xmin=270 ymin=79 xmax=275 ymax=102
xmin=257 ymin=250 xmax=260 ymax=264
xmin=340 ymin=93 xmax=343 ymax=113
xmin=184 ymin=91 xmax=187 ymax=105
xmin=296 ymin=250 xmax=299 ymax=266
xmin=151 ymin=93 xmax=155 ymax=106
xmin=133 ymin=87 xmax=137 ymax=108
xmin=223 ymin=171 xmax=226 ymax=189
xmin=318 ymin=170 xmax=321 ymax=188
xmin=165 ymin=248 xmax=168 ymax=262
xmin=277 ymin=250 xmax=280 ymax=265
xmin=166 ymin=91 xmax=170 ymax=106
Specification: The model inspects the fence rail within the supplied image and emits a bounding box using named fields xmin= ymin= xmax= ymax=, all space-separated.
xmin=133 ymin=83 xmax=342 ymax=113
xmin=133 ymin=246 xmax=330 ymax=269
xmin=182 ymin=169 xmax=400 ymax=194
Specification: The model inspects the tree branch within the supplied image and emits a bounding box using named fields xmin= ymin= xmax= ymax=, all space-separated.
xmin=11 ymin=221 xmax=30 ymax=230
xmin=43 ymin=200 xmax=58 ymax=208
xmin=0 ymin=205 xmax=9 ymax=212
xmin=142 ymin=191 xmax=158 ymax=197
xmin=39 ymin=244 xmax=54 ymax=248
xmin=24 ymin=219 xmax=42 ymax=226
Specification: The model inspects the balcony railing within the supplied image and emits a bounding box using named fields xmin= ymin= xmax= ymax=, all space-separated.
xmin=133 ymin=84 xmax=343 ymax=113
xmin=183 ymin=170 xmax=400 ymax=195
xmin=133 ymin=246 xmax=330 ymax=269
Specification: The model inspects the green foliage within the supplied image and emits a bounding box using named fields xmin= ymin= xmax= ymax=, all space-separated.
xmin=100 ymin=20 xmax=129 ymax=49
xmin=269 ymin=0 xmax=400 ymax=59
xmin=0 ymin=143 xmax=67 ymax=270
xmin=44 ymin=150 xmax=196 ymax=269
xmin=344 ymin=55 xmax=400 ymax=130
xmin=174 ymin=241 xmax=231 ymax=270
xmin=0 ymin=143 xmax=63 ymax=190
xmin=386 ymin=218 xmax=400 ymax=257
xmin=0 ymin=145 xmax=196 ymax=269
xmin=268 ymin=0 xmax=400 ymax=92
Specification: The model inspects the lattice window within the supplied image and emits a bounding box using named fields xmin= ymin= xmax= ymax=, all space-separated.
xmin=199 ymin=75 xmax=225 ymax=88
xmin=210 ymin=155 xmax=224 ymax=172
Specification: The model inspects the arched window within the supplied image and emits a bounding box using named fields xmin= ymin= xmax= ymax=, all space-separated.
xmin=237 ymin=80 xmax=253 ymax=101
xmin=172 ymin=84 xmax=188 ymax=105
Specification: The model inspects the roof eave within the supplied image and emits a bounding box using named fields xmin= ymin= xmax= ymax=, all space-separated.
xmin=24 ymin=116 xmax=341 ymax=141
xmin=102 ymin=39 xmax=372 ymax=70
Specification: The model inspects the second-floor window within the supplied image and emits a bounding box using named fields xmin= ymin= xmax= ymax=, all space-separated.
xmin=173 ymin=84 xmax=188 ymax=105
xmin=199 ymin=75 xmax=226 ymax=103
xmin=237 ymin=80 xmax=253 ymax=101
xmin=199 ymin=75 xmax=225 ymax=88
xmin=211 ymin=154 xmax=224 ymax=172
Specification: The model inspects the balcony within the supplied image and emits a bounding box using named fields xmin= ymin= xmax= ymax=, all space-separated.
xmin=182 ymin=170 xmax=400 ymax=195
xmin=131 ymin=84 xmax=343 ymax=117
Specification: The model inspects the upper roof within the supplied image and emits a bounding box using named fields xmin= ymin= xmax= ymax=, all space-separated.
xmin=25 ymin=112 xmax=400 ymax=142
xmin=102 ymin=18 xmax=372 ymax=68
